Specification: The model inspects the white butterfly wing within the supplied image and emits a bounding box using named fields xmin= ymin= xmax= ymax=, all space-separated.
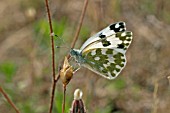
xmin=81 ymin=31 xmax=133 ymax=54
xmin=80 ymin=22 xmax=126 ymax=51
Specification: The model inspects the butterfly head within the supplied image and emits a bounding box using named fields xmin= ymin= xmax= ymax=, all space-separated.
xmin=70 ymin=49 xmax=79 ymax=56
xmin=70 ymin=49 xmax=86 ymax=64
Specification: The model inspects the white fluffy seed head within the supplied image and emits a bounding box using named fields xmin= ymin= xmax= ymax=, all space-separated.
xmin=74 ymin=89 xmax=83 ymax=100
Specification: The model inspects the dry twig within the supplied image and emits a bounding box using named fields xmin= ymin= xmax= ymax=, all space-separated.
xmin=62 ymin=85 xmax=66 ymax=113
xmin=44 ymin=0 xmax=57 ymax=113
xmin=45 ymin=0 xmax=88 ymax=113
xmin=0 ymin=86 xmax=20 ymax=113
xmin=70 ymin=0 xmax=89 ymax=49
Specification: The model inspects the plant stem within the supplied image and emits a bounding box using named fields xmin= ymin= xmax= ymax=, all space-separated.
xmin=69 ymin=0 xmax=89 ymax=53
xmin=44 ymin=0 xmax=57 ymax=113
xmin=0 ymin=86 xmax=20 ymax=113
xmin=62 ymin=85 xmax=66 ymax=113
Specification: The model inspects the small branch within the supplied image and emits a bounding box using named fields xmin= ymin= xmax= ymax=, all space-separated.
xmin=62 ymin=85 xmax=66 ymax=113
xmin=65 ymin=0 xmax=88 ymax=111
xmin=45 ymin=0 xmax=55 ymax=79
xmin=0 ymin=86 xmax=20 ymax=113
xmin=152 ymin=81 xmax=159 ymax=113
xmin=48 ymin=73 xmax=61 ymax=113
xmin=70 ymin=0 xmax=89 ymax=49
xmin=48 ymin=78 xmax=56 ymax=113
xmin=45 ymin=0 xmax=89 ymax=112
xmin=44 ymin=0 xmax=57 ymax=113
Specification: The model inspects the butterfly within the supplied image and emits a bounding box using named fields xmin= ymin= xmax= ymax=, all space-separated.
xmin=70 ymin=22 xmax=133 ymax=80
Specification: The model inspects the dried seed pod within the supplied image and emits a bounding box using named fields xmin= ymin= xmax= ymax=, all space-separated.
xmin=60 ymin=57 xmax=73 ymax=85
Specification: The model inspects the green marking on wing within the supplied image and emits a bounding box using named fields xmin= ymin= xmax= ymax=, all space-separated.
xmin=106 ymin=49 xmax=113 ymax=54
xmin=82 ymin=48 xmax=126 ymax=79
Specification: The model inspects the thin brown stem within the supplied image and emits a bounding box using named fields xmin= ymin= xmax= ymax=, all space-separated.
xmin=152 ymin=81 xmax=159 ymax=113
xmin=45 ymin=0 xmax=55 ymax=79
xmin=45 ymin=0 xmax=88 ymax=112
xmin=44 ymin=0 xmax=57 ymax=113
xmin=48 ymin=73 xmax=61 ymax=113
xmin=49 ymin=80 xmax=56 ymax=113
xmin=70 ymin=0 xmax=89 ymax=49
xmin=0 ymin=86 xmax=20 ymax=113
xmin=65 ymin=0 xmax=88 ymax=110
xmin=62 ymin=85 xmax=66 ymax=113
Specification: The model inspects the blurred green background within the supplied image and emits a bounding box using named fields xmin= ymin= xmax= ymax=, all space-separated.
xmin=0 ymin=0 xmax=170 ymax=113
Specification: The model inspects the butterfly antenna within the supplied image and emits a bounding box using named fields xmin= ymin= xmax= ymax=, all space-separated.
xmin=56 ymin=46 xmax=70 ymax=49
xmin=51 ymin=32 xmax=70 ymax=49
xmin=55 ymin=34 xmax=65 ymax=44
xmin=50 ymin=32 xmax=65 ymax=44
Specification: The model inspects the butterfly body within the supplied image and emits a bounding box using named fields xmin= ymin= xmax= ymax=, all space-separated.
xmin=70 ymin=22 xmax=133 ymax=80
xmin=70 ymin=49 xmax=86 ymax=64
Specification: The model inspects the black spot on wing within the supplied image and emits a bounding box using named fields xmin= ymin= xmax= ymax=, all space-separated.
xmin=99 ymin=33 xmax=106 ymax=38
xmin=109 ymin=22 xmax=125 ymax=32
xmin=117 ymin=44 xmax=125 ymax=49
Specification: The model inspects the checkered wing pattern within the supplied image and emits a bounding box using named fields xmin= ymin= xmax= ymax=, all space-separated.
xmin=82 ymin=48 xmax=126 ymax=79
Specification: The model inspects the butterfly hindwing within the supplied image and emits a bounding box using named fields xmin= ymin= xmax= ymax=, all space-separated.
xmin=82 ymin=48 xmax=126 ymax=79
xmin=80 ymin=22 xmax=126 ymax=50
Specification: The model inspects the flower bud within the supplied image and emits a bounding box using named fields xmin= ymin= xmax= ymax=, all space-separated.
xmin=70 ymin=89 xmax=86 ymax=113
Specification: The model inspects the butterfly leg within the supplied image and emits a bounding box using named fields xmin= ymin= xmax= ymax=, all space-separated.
xmin=73 ymin=66 xmax=81 ymax=74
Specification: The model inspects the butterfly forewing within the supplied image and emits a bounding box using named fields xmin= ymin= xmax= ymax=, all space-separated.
xmin=82 ymin=31 xmax=132 ymax=54
xmin=82 ymin=48 xmax=126 ymax=79
xmin=80 ymin=22 xmax=126 ymax=51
